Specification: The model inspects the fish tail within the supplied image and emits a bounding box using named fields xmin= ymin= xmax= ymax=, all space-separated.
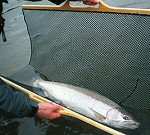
xmin=31 ymin=72 xmax=47 ymax=87
xmin=32 ymin=78 xmax=40 ymax=87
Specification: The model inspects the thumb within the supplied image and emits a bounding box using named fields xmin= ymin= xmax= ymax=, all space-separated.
xmin=50 ymin=103 xmax=62 ymax=111
xmin=50 ymin=112 xmax=61 ymax=119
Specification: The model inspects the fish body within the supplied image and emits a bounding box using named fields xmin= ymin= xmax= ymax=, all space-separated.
xmin=33 ymin=79 xmax=139 ymax=129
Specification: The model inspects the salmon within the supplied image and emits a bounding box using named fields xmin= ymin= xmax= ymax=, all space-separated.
xmin=33 ymin=79 xmax=139 ymax=129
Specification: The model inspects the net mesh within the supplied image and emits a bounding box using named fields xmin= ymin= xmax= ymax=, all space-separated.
xmin=11 ymin=8 xmax=150 ymax=134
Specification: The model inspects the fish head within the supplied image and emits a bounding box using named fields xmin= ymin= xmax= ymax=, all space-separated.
xmin=106 ymin=107 xmax=139 ymax=129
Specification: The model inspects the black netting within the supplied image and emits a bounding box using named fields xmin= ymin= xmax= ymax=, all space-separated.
xmin=19 ymin=8 xmax=150 ymax=135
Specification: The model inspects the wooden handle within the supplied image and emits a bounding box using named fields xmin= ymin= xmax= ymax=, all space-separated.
xmin=0 ymin=76 xmax=125 ymax=135
xmin=22 ymin=0 xmax=150 ymax=15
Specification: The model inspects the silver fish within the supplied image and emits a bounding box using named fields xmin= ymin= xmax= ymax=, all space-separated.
xmin=33 ymin=79 xmax=139 ymax=129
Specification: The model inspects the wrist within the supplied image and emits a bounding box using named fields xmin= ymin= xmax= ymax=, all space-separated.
xmin=30 ymin=101 xmax=39 ymax=116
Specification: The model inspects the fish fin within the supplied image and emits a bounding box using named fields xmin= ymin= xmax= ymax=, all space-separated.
xmin=90 ymin=108 xmax=106 ymax=121
xmin=32 ymin=87 xmax=49 ymax=98
xmin=46 ymin=95 xmax=60 ymax=104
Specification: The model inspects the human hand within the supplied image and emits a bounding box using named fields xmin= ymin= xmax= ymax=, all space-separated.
xmin=82 ymin=0 xmax=100 ymax=6
xmin=36 ymin=102 xmax=62 ymax=120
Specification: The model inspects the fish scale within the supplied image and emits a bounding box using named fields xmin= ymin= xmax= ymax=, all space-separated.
xmin=33 ymin=79 xmax=139 ymax=129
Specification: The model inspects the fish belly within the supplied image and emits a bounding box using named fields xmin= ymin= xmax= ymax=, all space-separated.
xmin=36 ymin=81 xmax=111 ymax=123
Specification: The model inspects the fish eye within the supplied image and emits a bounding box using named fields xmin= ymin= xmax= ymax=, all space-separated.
xmin=123 ymin=116 xmax=130 ymax=120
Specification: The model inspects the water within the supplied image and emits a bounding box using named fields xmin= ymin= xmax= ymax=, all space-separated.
xmin=0 ymin=117 xmax=110 ymax=135
xmin=0 ymin=109 xmax=149 ymax=135
xmin=0 ymin=0 xmax=150 ymax=135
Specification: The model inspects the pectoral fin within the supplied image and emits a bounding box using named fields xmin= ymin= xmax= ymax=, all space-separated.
xmin=90 ymin=108 xmax=106 ymax=122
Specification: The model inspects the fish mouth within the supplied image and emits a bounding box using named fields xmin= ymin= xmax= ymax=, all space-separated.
xmin=111 ymin=121 xmax=140 ymax=129
xmin=122 ymin=121 xmax=140 ymax=129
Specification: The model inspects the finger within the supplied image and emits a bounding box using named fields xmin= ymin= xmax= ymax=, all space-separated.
xmin=83 ymin=1 xmax=98 ymax=6
xmin=92 ymin=0 xmax=100 ymax=3
xmin=51 ymin=103 xmax=62 ymax=111
xmin=50 ymin=113 xmax=61 ymax=119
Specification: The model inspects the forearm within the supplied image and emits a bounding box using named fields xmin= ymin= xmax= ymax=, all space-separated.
xmin=0 ymin=79 xmax=39 ymax=118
